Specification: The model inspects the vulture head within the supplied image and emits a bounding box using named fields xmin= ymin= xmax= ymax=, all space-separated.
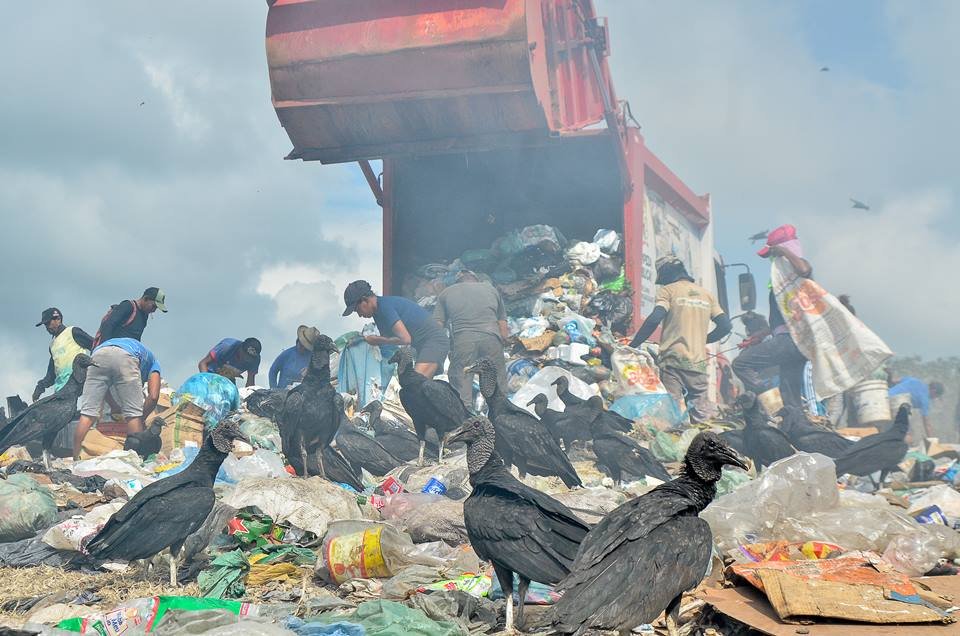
xmin=464 ymin=359 xmax=498 ymax=398
xmin=388 ymin=348 xmax=414 ymax=374
xmin=446 ymin=415 xmax=497 ymax=474
xmin=526 ymin=394 xmax=549 ymax=417
xmin=209 ymin=412 xmax=250 ymax=453
xmin=71 ymin=353 xmax=97 ymax=381
xmin=551 ymin=374 xmax=570 ymax=395
xmin=683 ymin=431 xmax=748 ymax=483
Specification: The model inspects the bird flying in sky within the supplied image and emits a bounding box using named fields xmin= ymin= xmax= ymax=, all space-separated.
xmin=748 ymin=230 xmax=769 ymax=243
xmin=850 ymin=198 xmax=871 ymax=210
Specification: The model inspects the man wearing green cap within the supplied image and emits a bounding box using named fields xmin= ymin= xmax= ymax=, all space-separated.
xmin=93 ymin=287 xmax=167 ymax=347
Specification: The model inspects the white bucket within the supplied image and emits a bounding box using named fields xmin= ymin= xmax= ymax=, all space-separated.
xmin=889 ymin=392 xmax=912 ymax=413
xmin=851 ymin=379 xmax=892 ymax=425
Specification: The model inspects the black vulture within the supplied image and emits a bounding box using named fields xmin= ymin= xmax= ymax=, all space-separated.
xmin=245 ymin=388 xmax=286 ymax=421
xmin=585 ymin=396 xmax=671 ymax=483
xmin=390 ymin=348 xmax=468 ymax=465
xmin=277 ymin=335 xmax=340 ymax=476
xmin=0 ymin=354 xmax=96 ymax=467
xmin=526 ymin=393 xmax=581 ymax=451
xmin=446 ymin=416 xmax=590 ymax=631
xmin=334 ymin=416 xmax=403 ymax=477
xmin=85 ymin=414 xmax=248 ymax=585
xmin=307 ymin=445 xmax=364 ymax=492
xmin=545 ymin=432 xmax=747 ymax=634
xmin=123 ymin=417 xmax=163 ymax=459
xmin=553 ymin=375 xmax=634 ymax=436
xmin=466 ymin=359 xmax=582 ymax=488
xmin=738 ymin=392 xmax=795 ymax=470
xmin=778 ymin=405 xmax=853 ymax=458
xmin=834 ymin=404 xmax=910 ymax=488
xmin=362 ymin=400 xmax=435 ymax=463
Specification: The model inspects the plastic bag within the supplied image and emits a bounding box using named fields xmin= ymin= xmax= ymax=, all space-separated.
xmin=56 ymin=596 xmax=258 ymax=634
xmin=0 ymin=474 xmax=58 ymax=543
xmin=173 ymin=373 xmax=241 ymax=430
xmin=219 ymin=449 xmax=290 ymax=484
xmin=42 ymin=501 xmax=125 ymax=552
xmin=238 ymin=414 xmax=282 ymax=452
xmin=384 ymin=462 xmax=472 ymax=501
xmin=316 ymin=521 xmax=453 ymax=584
xmin=509 ymin=366 xmax=597 ymax=415
xmin=566 ymin=241 xmax=601 ymax=265
xmin=593 ymin=229 xmax=621 ymax=254
xmin=771 ymin=259 xmax=892 ymax=398
xmin=380 ymin=494 xmax=468 ymax=546
xmin=222 ymin=477 xmax=362 ymax=537
xmin=611 ymin=394 xmax=682 ymax=431
xmin=908 ymin=484 xmax=960 ymax=520
xmin=606 ymin=347 xmax=665 ymax=399
xmin=72 ymin=449 xmax=148 ymax=481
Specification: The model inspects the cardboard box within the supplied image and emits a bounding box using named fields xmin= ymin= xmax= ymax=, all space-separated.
xmin=159 ymin=401 xmax=207 ymax=452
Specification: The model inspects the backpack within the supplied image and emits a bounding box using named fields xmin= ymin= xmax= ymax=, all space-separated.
xmin=92 ymin=300 xmax=139 ymax=348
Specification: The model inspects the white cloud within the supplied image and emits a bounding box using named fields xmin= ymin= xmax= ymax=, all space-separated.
xmin=140 ymin=57 xmax=211 ymax=139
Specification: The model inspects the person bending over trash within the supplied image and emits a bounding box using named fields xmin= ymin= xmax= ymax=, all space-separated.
xmin=199 ymin=337 xmax=262 ymax=388
xmin=342 ymin=279 xmax=448 ymax=378
xmin=733 ymin=224 xmax=812 ymax=410
xmin=888 ymin=373 xmax=944 ymax=443
xmin=32 ymin=307 xmax=94 ymax=402
xmin=73 ymin=338 xmax=162 ymax=459
xmin=434 ymin=270 xmax=510 ymax=408
xmin=629 ymin=255 xmax=730 ymax=422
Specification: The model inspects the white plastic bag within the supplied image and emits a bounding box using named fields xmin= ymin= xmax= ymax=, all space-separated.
xmin=42 ymin=501 xmax=125 ymax=552
xmin=772 ymin=259 xmax=892 ymax=398
xmin=222 ymin=477 xmax=361 ymax=537
xmin=606 ymin=346 xmax=667 ymax=398
xmin=509 ymin=367 xmax=598 ymax=414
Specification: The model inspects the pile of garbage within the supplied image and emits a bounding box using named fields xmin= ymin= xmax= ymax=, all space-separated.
xmin=400 ymin=224 xmax=682 ymax=431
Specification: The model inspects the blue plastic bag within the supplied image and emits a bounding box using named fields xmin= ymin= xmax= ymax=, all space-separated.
xmin=611 ymin=393 xmax=683 ymax=428
xmin=173 ymin=373 xmax=240 ymax=430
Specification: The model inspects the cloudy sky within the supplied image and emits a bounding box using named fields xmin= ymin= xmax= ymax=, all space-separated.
xmin=1 ymin=1 xmax=957 ymax=399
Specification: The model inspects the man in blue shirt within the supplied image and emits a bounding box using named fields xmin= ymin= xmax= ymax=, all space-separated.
xmin=342 ymin=280 xmax=448 ymax=378
xmin=269 ymin=325 xmax=321 ymax=388
xmin=199 ymin=337 xmax=262 ymax=388
xmin=889 ymin=375 xmax=944 ymax=441
xmin=74 ymin=338 xmax=162 ymax=458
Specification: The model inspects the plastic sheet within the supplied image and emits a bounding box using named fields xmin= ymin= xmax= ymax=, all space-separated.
xmin=0 ymin=474 xmax=58 ymax=543
xmin=238 ymin=414 xmax=282 ymax=452
xmin=42 ymin=501 xmax=125 ymax=552
xmin=610 ymin=393 xmax=682 ymax=430
xmin=509 ymin=366 xmax=597 ymax=415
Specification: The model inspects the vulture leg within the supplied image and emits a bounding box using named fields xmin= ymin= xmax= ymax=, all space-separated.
xmin=438 ymin=438 xmax=445 ymax=464
xmin=665 ymin=593 xmax=682 ymax=636
xmin=168 ymin=550 xmax=178 ymax=587
xmin=493 ymin=564 xmax=515 ymax=633
xmin=42 ymin=449 xmax=52 ymax=471
xmin=417 ymin=440 xmax=426 ymax=467
xmin=300 ymin=440 xmax=311 ymax=478
xmin=879 ymin=468 xmax=890 ymax=487
xmin=515 ymin=575 xmax=530 ymax=630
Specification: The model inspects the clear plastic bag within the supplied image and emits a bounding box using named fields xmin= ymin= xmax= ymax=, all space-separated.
xmin=509 ymin=366 xmax=597 ymax=415
xmin=173 ymin=373 xmax=241 ymax=429
xmin=606 ymin=347 xmax=666 ymax=399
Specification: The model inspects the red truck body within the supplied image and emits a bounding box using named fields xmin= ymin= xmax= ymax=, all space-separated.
xmin=266 ymin=0 xmax=718 ymax=332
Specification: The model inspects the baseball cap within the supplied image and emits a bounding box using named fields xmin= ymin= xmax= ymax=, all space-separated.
xmin=35 ymin=307 xmax=62 ymax=327
xmin=757 ymin=224 xmax=797 ymax=257
xmin=342 ymin=280 xmax=373 ymax=316
xmin=242 ymin=337 xmax=262 ymax=358
xmin=142 ymin=287 xmax=168 ymax=312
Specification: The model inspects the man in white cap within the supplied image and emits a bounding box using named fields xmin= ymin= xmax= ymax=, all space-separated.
xmin=268 ymin=325 xmax=321 ymax=388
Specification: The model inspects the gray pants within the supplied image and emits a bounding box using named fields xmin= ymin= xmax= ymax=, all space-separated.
xmin=78 ymin=346 xmax=144 ymax=419
xmin=448 ymin=332 xmax=507 ymax=408
xmin=660 ymin=365 xmax=714 ymax=423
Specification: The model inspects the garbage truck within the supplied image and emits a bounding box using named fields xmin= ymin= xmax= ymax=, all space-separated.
xmin=264 ymin=0 xmax=754 ymax=395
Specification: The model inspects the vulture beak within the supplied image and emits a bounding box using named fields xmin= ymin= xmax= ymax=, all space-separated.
xmin=550 ymin=378 xmax=562 ymax=386
xmin=445 ymin=426 xmax=468 ymax=445
xmin=463 ymin=363 xmax=479 ymax=374
xmin=721 ymin=447 xmax=749 ymax=471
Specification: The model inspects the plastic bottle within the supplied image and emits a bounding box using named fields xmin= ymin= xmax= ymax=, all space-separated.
xmin=316 ymin=521 xmax=449 ymax=584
